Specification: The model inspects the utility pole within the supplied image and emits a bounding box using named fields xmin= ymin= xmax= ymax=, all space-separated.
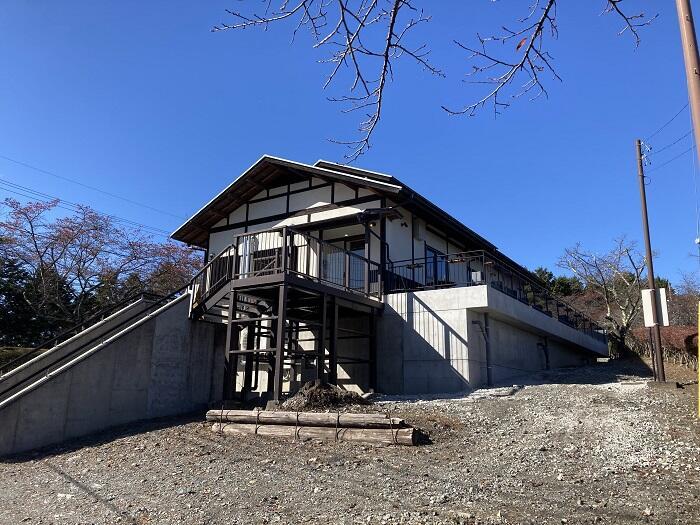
xmin=675 ymin=0 xmax=700 ymax=406
xmin=676 ymin=0 xmax=700 ymax=162
xmin=636 ymin=139 xmax=666 ymax=382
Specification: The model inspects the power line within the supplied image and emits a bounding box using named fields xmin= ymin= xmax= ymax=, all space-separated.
xmin=0 ymin=154 xmax=187 ymax=220
xmin=0 ymin=178 xmax=170 ymax=236
xmin=644 ymin=103 xmax=689 ymax=142
xmin=646 ymin=145 xmax=696 ymax=173
xmin=646 ymin=130 xmax=692 ymax=157
xmin=0 ymin=178 xmax=172 ymax=238
xmin=0 ymin=208 xmax=149 ymax=260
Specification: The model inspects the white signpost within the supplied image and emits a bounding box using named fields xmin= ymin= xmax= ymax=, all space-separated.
xmin=641 ymin=288 xmax=670 ymax=328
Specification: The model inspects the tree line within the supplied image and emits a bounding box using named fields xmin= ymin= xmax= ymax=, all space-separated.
xmin=0 ymin=199 xmax=201 ymax=348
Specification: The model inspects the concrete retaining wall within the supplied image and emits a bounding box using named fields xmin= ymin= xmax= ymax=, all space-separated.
xmin=0 ymin=295 xmax=224 ymax=457
xmin=377 ymin=286 xmax=605 ymax=394
xmin=0 ymin=298 xmax=155 ymax=402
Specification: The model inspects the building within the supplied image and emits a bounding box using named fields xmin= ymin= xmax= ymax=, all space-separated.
xmin=171 ymin=156 xmax=607 ymax=400
xmin=0 ymin=155 xmax=607 ymax=455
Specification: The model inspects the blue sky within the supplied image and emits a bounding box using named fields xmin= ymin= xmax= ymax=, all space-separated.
xmin=0 ymin=1 xmax=698 ymax=283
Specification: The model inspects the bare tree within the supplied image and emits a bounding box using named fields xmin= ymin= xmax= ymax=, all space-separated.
xmin=0 ymin=199 xmax=201 ymax=331
xmin=213 ymin=1 xmax=656 ymax=159
xmin=559 ymin=237 xmax=646 ymax=351
xmin=669 ymin=272 xmax=700 ymax=326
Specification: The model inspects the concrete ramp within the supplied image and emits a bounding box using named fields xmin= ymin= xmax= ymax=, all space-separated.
xmin=0 ymin=292 xmax=224 ymax=457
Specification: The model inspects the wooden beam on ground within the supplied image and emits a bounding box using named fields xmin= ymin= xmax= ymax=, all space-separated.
xmin=206 ymin=410 xmax=406 ymax=428
xmin=211 ymin=422 xmax=416 ymax=446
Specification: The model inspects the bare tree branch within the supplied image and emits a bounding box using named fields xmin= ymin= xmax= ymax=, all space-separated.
xmin=559 ymin=236 xmax=646 ymax=348
xmin=213 ymin=0 xmax=443 ymax=160
xmin=214 ymin=1 xmax=655 ymax=158
xmin=444 ymin=0 xmax=656 ymax=116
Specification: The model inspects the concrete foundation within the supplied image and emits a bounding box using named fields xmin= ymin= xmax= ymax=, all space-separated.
xmin=0 ymin=294 xmax=225 ymax=457
xmin=377 ymin=286 xmax=607 ymax=394
xmin=0 ymin=284 xmax=608 ymax=455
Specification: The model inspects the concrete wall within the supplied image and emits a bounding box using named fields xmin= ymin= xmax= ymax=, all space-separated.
xmin=377 ymin=286 xmax=606 ymax=394
xmin=0 ymin=295 xmax=225 ymax=457
xmin=378 ymin=291 xmax=473 ymax=394
xmin=0 ymin=298 xmax=154 ymax=400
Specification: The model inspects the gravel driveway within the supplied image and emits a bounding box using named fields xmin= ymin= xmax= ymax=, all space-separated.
xmin=1 ymin=358 xmax=698 ymax=524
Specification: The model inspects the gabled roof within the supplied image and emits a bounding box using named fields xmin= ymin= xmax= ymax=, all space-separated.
xmin=170 ymin=155 xmax=401 ymax=247
xmin=171 ymin=155 xmax=505 ymax=259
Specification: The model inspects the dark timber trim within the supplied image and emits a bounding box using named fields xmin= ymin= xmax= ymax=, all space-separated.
xmin=208 ymin=195 xmax=381 ymax=234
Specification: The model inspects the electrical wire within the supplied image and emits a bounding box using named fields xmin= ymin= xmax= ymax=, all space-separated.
xmin=0 ymin=207 xmax=152 ymax=260
xmin=0 ymin=154 xmax=187 ymax=220
xmin=644 ymin=103 xmax=689 ymax=142
xmin=646 ymin=130 xmax=692 ymax=158
xmin=0 ymin=180 xmax=170 ymax=237
xmin=0 ymin=178 xmax=172 ymax=238
xmin=646 ymin=145 xmax=696 ymax=173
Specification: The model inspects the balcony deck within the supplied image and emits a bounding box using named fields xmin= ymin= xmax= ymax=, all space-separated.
xmin=386 ymin=250 xmax=606 ymax=345
xmin=188 ymin=228 xmax=605 ymax=345
xmin=189 ymin=227 xmax=383 ymax=318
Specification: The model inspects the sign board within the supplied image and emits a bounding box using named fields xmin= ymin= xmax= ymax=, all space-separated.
xmin=641 ymin=288 xmax=670 ymax=328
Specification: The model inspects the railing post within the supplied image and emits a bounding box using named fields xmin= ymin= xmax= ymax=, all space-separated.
xmin=317 ymin=230 xmax=324 ymax=282
xmin=379 ymin=216 xmax=387 ymax=296
xmin=344 ymin=252 xmax=350 ymax=289
xmin=281 ymin=227 xmax=288 ymax=274
xmin=232 ymin=235 xmax=239 ymax=280
xmin=305 ymin=233 xmax=311 ymax=277
xmin=364 ymin=224 xmax=370 ymax=295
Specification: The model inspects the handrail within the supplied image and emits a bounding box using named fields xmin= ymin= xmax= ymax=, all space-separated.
xmin=387 ymin=250 xmax=605 ymax=341
xmin=0 ymin=286 xmax=189 ymax=396
xmin=0 ymin=291 xmax=163 ymax=376
xmin=189 ymin=227 xmax=383 ymax=316
xmin=0 ymin=290 xmax=191 ymax=411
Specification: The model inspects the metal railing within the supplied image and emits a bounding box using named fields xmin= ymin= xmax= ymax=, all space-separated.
xmin=189 ymin=227 xmax=382 ymax=314
xmin=387 ymin=250 xmax=606 ymax=343
xmin=0 ymin=291 xmax=162 ymax=376
xmin=0 ymin=287 xmax=189 ymax=399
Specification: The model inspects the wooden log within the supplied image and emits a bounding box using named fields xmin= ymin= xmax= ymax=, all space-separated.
xmin=211 ymin=422 xmax=416 ymax=446
xmin=205 ymin=409 xmax=406 ymax=429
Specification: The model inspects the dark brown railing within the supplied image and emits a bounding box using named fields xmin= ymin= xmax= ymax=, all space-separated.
xmin=189 ymin=227 xmax=382 ymax=314
xmin=387 ymin=250 xmax=606 ymax=343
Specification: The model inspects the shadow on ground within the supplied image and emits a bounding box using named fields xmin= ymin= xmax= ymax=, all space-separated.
xmin=495 ymin=353 xmax=654 ymax=389
xmin=0 ymin=412 xmax=205 ymax=464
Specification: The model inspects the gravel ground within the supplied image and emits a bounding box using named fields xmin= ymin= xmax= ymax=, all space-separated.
xmin=1 ymin=358 xmax=698 ymax=525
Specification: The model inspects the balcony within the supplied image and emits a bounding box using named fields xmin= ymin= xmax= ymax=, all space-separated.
xmin=189 ymin=227 xmax=382 ymax=316
xmin=386 ymin=250 xmax=606 ymax=344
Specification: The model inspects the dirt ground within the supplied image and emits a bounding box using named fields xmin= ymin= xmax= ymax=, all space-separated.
xmin=1 ymin=358 xmax=698 ymax=525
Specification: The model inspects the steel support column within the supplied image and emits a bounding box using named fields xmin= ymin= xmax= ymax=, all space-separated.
xmin=317 ymin=293 xmax=327 ymax=381
xmin=222 ymin=290 xmax=239 ymax=400
xmin=329 ymin=296 xmax=338 ymax=385
xmin=369 ymin=309 xmax=377 ymax=391
xmin=272 ymin=284 xmax=288 ymax=401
